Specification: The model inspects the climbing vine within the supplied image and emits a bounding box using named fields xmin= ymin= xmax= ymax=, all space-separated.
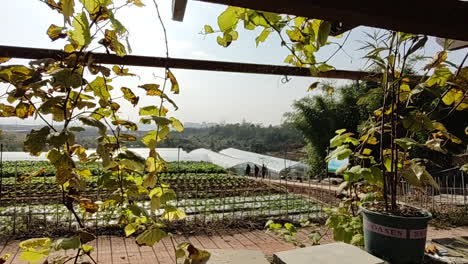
xmin=0 ymin=0 xmax=208 ymax=263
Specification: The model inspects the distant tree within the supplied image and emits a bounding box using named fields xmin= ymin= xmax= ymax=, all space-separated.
xmin=285 ymin=82 xmax=381 ymax=177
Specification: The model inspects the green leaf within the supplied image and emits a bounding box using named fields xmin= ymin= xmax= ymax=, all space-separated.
xmin=395 ymin=138 xmax=419 ymax=150
xmin=401 ymin=166 xmax=422 ymax=188
xmin=120 ymin=88 xmax=137 ymax=106
xmin=218 ymin=6 xmax=241 ymax=32
xmin=175 ymin=248 xmax=186 ymax=259
xmin=19 ymin=251 xmax=48 ymax=264
xmin=286 ymin=29 xmax=304 ymax=42
xmin=426 ymin=67 xmax=452 ymax=87
xmin=125 ymin=223 xmax=138 ymax=237
xmin=81 ymin=244 xmax=94 ymax=254
xmin=139 ymin=106 xmax=167 ymax=116
xmin=308 ymin=82 xmax=320 ymax=91
xmin=55 ymin=236 xmax=81 ymax=250
xmin=204 ymin=25 xmax=214 ymax=34
xmin=135 ymin=225 xmax=167 ymax=246
xmin=317 ymin=21 xmax=331 ymax=47
xmin=410 ymin=162 xmax=439 ymax=189
xmin=86 ymin=76 xmax=112 ymax=102
xmin=162 ymin=205 xmax=186 ymax=221
xmin=19 ymin=238 xmax=52 ymax=250
xmin=68 ymin=12 xmax=92 ymax=47
xmin=60 ymin=0 xmax=75 ymax=24
xmin=79 ymin=116 xmax=107 ymax=135
xmin=255 ymin=28 xmax=271 ymax=46
xmin=326 ymin=145 xmax=352 ymax=161
xmin=170 ymin=117 xmax=184 ymax=132
xmin=79 ymin=0 xmax=111 ymax=15
xmin=460 ymin=163 xmax=468 ymax=173
xmin=350 ymin=234 xmax=364 ymax=246
xmin=24 ymin=127 xmax=50 ymax=156
xmin=167 ymin=70 xmax=179 ymax=94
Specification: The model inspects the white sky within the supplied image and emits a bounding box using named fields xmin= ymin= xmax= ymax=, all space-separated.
xmin=0 ymin=0 xmax=466 ymax=126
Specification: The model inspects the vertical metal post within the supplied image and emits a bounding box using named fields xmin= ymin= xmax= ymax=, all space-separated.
xmin=13 ymin=161 xmax=17 ymax=235
xmin=0 ymin=144 xmax=3 ymax=198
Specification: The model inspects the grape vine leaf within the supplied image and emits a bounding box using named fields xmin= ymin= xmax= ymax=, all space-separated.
xmin=135 ymin=225 xmax=167 ymax=246
xmin=68 ymin=12 xmax=92 ymax=47
xmin=121 ymin=87 xmax=139 ymax=106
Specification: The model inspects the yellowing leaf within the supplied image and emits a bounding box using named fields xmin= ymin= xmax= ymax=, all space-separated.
xmin=121 ymin=87 xmax=139 ymax=106
xmin=162 ymin=205 xmax=186 ymax=221
xmin=139 ymin=84 xmax=162 ymax=96
xmin=112 ymin=66 xmax=135 ymax=76
xmin=442 ymin=88 xmax=463 ymax=106
xmin=19 ymin=251 xmax=48 ymax=264
xmin=0 ymin=57 xmax=11 ymax=64
xmin=68 ymin=12 xmax=91 ymax=47
xmin=167 ymin=70 xmax=179 ymax=94
xmin=362 ymin=148 xmax=372 ymax=155
xmin=47 ymin=24 xmax=66 ymax=41
xmin=128 ymin=0 xmax=144 ymax=7
xmin=426 ymin=67 xmax=452 ymax=87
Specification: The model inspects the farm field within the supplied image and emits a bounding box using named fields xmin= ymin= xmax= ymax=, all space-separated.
xmin=0 ymin=161 xmax=320 ymax=238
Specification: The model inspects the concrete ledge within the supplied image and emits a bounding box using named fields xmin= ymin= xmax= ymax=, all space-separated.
xmin=194 ymin=249 xmax=270 ymax=264
xmin=273 ymin=242 xmax=384 ymax=264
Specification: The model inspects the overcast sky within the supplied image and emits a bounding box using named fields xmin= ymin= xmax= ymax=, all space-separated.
xmin=0 ymin=0 xmax=465 ymax=126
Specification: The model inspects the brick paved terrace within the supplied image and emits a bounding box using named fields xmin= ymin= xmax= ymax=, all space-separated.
xmin=1 ymin=226 xmax=467 ymax=264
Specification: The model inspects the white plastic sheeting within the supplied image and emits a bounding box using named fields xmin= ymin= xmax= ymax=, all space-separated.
xmin=1 ymin=147 xmax=309 ymax=177
xmin=188 ymin=148 xmax=244 ymax=168
xmin=219 ymin=148 xmax=307 ymax=175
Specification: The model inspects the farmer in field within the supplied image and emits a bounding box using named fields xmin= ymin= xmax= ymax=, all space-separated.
xmin=261 ymin=164 xmax=267 ymax=178
xmin=245 ymin=164 xmax=251 ymax=176
xmin=254 ymin=165 xmax=259 ymax=178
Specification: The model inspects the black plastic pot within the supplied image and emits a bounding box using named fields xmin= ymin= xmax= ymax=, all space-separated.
xmin=360 ymin=204 xmax=432 ymax=264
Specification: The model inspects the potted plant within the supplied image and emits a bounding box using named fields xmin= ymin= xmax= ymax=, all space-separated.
xmin=326 ymin=32 xmax=467 ymax=263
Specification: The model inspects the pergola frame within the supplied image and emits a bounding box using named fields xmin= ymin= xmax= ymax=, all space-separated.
xmin=0 ymin=0 xmax=466 ymax=81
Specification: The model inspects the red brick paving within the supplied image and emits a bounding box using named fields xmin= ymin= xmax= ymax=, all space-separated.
xmin=2 ymin=226 xmax=467 ymax=263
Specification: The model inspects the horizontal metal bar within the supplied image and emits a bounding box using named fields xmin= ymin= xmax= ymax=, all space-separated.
xmin=0 ymin=45 xmax=382 ymax=81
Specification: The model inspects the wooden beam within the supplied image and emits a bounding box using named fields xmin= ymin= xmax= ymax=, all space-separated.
xmin=172 ymin=0 xmax=188 ymax=22
xmin=195 ymin=0 xmax=468 ymax=41
xmin=0 ymin=45 xmax=383 ymax=81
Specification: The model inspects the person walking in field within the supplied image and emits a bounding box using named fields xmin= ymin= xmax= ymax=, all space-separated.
xmin=245 ymin=164 xmax=251 ymax=176
xmin=254 ymin=165 xmax=259 ymax=178
xmin=261 ymin=164 xmax=267 ymax=179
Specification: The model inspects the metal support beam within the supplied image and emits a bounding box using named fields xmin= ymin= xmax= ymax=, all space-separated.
xmin=172 ymin=0 xmax=188 ymax=22
xmin=195 ymin=0 xmax=468 ymax=41
xmin=0 ymin=45 xmax=383 ymax=81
